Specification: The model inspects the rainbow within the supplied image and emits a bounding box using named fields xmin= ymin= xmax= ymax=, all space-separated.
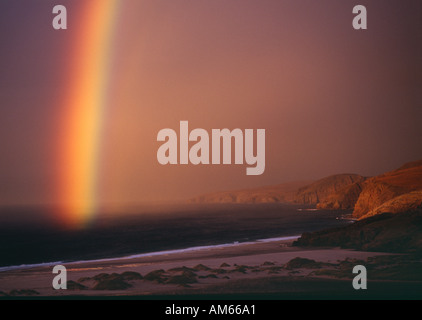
xmin=57 ymin=0 xmax=121 ymax=228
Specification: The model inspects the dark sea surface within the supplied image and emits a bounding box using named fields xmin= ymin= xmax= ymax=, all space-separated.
xmin=0 ymin=203 xmax=352 ymax=269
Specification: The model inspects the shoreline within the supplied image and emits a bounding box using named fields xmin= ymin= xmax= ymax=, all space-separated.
xmin=0 ymin=235 xmax=301 ymax=273
xmin=0 ymin=236 xmax=405 ymax=298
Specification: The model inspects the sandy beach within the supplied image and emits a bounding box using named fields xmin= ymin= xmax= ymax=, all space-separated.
xmin=2 ymin=237 xmax=416 ymax=299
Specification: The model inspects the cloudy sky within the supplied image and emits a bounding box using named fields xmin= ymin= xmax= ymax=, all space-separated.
xmin=0 ymin=0 xmax=421 ymax=209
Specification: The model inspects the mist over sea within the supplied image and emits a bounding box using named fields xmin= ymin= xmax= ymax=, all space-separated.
xmin=0 ymin=203 xmax=352 ymax=268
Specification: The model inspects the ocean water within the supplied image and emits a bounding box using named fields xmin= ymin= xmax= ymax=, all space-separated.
xmin=0 ymin=203 xmax=352 ymax=269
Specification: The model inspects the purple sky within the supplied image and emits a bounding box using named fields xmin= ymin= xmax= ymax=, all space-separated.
xmin=0 ymin=0 xmax=421 ymax=208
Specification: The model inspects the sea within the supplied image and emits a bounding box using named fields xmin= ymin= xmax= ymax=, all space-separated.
xmin=0 ymin=203 xmax=353 ymax=271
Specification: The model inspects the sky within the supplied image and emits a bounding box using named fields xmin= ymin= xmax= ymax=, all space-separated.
xmin=0 ymin=0 xmax=421 ymax=212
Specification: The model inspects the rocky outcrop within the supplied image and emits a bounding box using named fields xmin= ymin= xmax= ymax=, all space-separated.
xmin=352 ymin=163 xmax=422 ymax=218
xmin=294 ymin=160 xmax=422 ymax=253
xmin=190 ymin=175 xmax=365 ymax=206
xmin=316 ymin=181 xmax=365 ymax=210
xmin=359 ymin=190 xmax=422 ymax=219
xmin=313 ymin=160 xmax=422 ymax=216
xmin=166 ymin=271 xmax=198 ymax=286
xmin=283 ymin=257 xmax=325 ymax=269
xmin=67 ymin=280 xmax=87 ymax=290
xmin=144 ymin=269 xmax=168 ymax=283
xmin=76 ymin=271 xmax=143 ymax=291
xmin=294 ymin=174 xmax=366 ymax=206
xmin=294 ymin=209 xmax=422 ymax=253
xmin=190 ymin=159 xmax=422 ymax=222
xmin=93 ymin=278 xmax=132 ymax=290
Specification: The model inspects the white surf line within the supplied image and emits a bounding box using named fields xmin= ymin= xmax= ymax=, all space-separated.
xmin=0 ymin=235 xmax=301 ymax=272
xmin=0 ymin=261 xmax=65 ymax=273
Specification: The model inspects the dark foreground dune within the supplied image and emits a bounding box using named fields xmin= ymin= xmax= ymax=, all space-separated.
xmin=0 ymin=238 xmax=421 ymax=299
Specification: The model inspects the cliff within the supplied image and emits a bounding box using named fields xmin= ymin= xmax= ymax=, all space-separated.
xmin=190 ymin=159 xmax=422 ymax=221
xmin=294 ymin=174 xmax=366 ymax=206
xmin=352 ymin=161 xmax=422 ymax=218
xmin=294 ymin=159 xmax=422 ymax=253
xmin=190 ymin=180 xmax=313 ymax=204
xmin=316 ymin=181 xmax=365 ymax=210
xmin=191 ymin=174 xmax=365 ymax=205
xmin=360 ymin=190 xmax=422 ymax=219
xmin=294 ymin=208 xmax=422 ymax=253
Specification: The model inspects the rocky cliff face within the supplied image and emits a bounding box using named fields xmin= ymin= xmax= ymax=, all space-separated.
xmin=293 ymin=160 xmax=422 ymax=253
xmin=360 ymin=190 xmax=422 ymax=219
xmin=190 ymin=159 xmax=422 ymax=221
xmin=294 ymin=174 xmax=366 ymax=206
xmin=352 ymin=162 xmax=422 ymax=218
xmin=190 ymin=174 xmax=365 ymax=206
xmin=294 ymin=209 xmax=422 ymax=253
xmin=316 ymin=181 xmax=365 ymax=210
